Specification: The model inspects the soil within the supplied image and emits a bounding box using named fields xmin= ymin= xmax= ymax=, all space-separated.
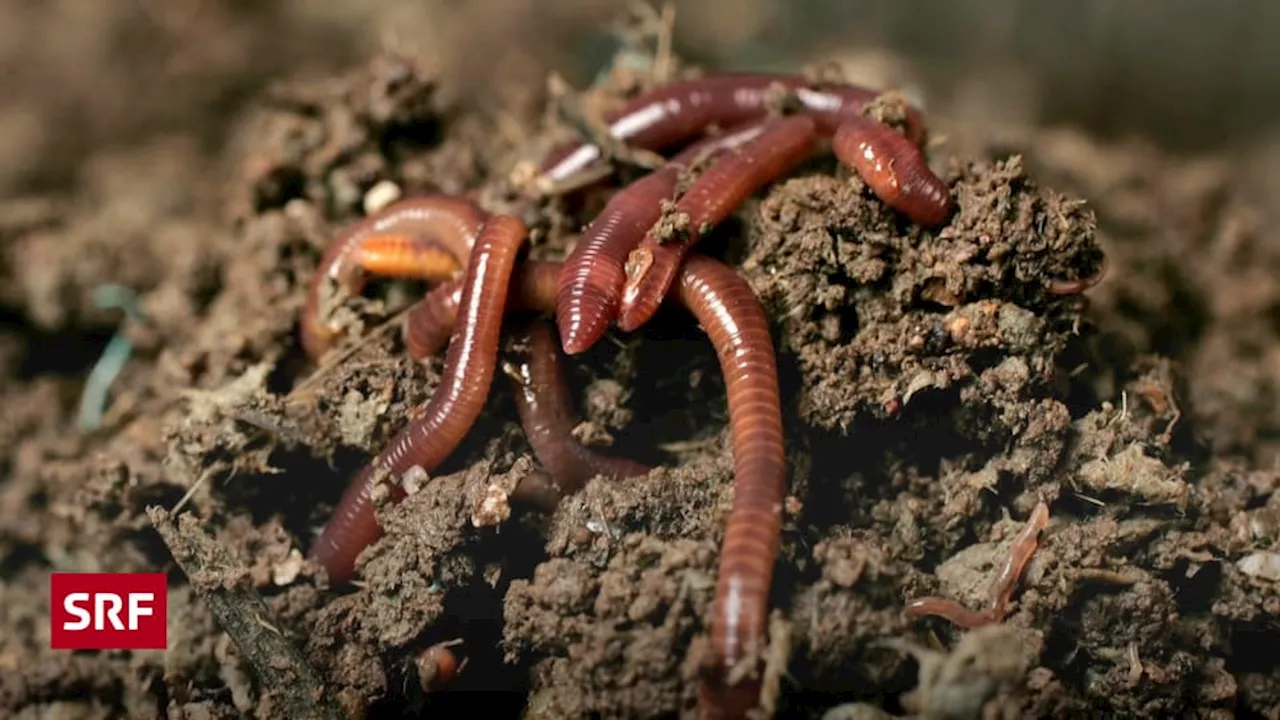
xmin=2 ymin=6 xmax=1279 ymax=720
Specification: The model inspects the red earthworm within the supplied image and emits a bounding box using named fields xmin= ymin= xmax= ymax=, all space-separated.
xmin=554 ymin=167 xmax=681 ymax=355
xmin=555 ymin=118 xmax=776 ymax=356
xmin=301 ymin=196 xmax=489 ymax=360
xmin=309 ymin=214 xmax=529 ymax=584
xmin=905 ymin=501 xmax=1050 ymax=628
xmin=507 ymin=469 xmax=565 ymax=512
xmin=394 ymin=251 xmax=786 ymax=715
xmin=415 ymin=640 xmax=464 ymax=692
xmin=403 ymin=260 xmax=562 ymax=361
xmin=616 ymin=115 xmax=818 ymax=333
xmin=539 ymin=72 xmax=924 ymax=184
xmin=832 ymin=114 xmax=952 ymax=228
xmin=506 ymin=319 xmax=650 ymax=496
xmin=675 ymin=255 xmax=786 ymax=720
xmin=1046 ymin=256 xmax=1108 ymax=295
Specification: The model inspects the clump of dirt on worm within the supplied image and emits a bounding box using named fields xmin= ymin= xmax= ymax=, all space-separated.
xmin=2 ymin=28 xmax=1279 ymax=720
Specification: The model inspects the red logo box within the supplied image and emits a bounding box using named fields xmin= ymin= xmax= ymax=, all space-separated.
xmin=50 ymin=573 xmax=168 ymax=650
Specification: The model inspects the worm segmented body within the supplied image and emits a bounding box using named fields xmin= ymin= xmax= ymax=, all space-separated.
xmin=301 ymin=196 xmax=489 ymax=360
xmin=555 ymin=117 xmax=785 ymax=355
xmin=402 ymin=253 xmax=786 ymax=717
xmin=555 ymin=167 xmax=682 ymax=355
xmin=295 ymin=66 xmax=1032 ymax=720
xmin=617 ymin=115 xmax=818 ymax=333
xmin=538 ymin=72 xmax=924 ymax=183
xmin=905 ymin=501 xmax=1050 ymax=628
xmin=507 ymin=320 xmax=651 ymax=495
xmin=545 ymin=73 xmax=952 ymax=355
xmin=404 ymin=260 xmax=561 ymax=361
xmin=309 ymin=215 xmax=528 ymax=584
xmin=832 ymin=115 xmax=953 ymax=228
xmin=675 ymin=256 xmax=786 ymax=719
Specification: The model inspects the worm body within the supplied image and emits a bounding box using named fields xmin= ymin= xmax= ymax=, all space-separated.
xmin=617 ymin=115 xmax=818 ymax=333
xmin=555 ymin=166 xmax=682 ymax=355
xmin=905 ymin=501 xmax=1050 ymax=628
xmin=675 ymin=255 xmax=786 ymax=720
xmin=346 ymin=235 xmax=463 ymax=281
xmin=1045 ymin=257 xmax=1108 ymax=295
xmin=309 ymin=215 xmax=529 ymax=584
xmin=539 ymin=72 xmax=922 ymax=184
xmin=416 ymin=641 xmax=463 ymax=692
xmin=301 ymin=196 xmax=489 ymax=360
xmin=508 ymin=320 xmax=650 ymax=494
xmin=405 ymin=260 xmax=561 ymax=360
xmin=555 ymin=117 xmax=779 ymax=356
xmin=832 ymin=115 xmax=952 ymax=228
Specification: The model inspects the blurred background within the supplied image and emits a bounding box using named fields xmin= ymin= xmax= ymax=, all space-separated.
xmin=3 ymin=0 xmax=1278 ymax=197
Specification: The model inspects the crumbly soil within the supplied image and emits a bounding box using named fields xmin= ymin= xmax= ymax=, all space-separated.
xmin=2 ymin=12 xmax=1279 ymax=720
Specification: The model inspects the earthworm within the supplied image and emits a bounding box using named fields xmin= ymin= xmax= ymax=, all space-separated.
xmin=507 ymin=319 xmax=650 ymax=495
xmin=616 ymin=115 xmax=818 ymax=333
xmin=403 ymin=260 xmax=562 ymax=361
xmin=539 ymin=72 xmax=925 ymax=184
xmin=675 ymin=255 xmax=786 ymax=720
xmin=905 ymin=500 xmax=1050 ymax=628
xmin=415 ymin=640 xmax=464 ymax=692
xmin=301 ymin=196 xmax=489 ymax=360
xmin=399 ymin=250 xmax=787 ymax=717
xmin=309 ymin=214 xmax=529 ymax=584
xmin=507 ymin=469 xmax=565 ymax=512
xmin=402 ymin=278 xmax=650 ymax=494
xmin=555 ymin=118 xmax=776 ymax=356
xmin=1046 ymin=256 xmax=1108 ymax=295
xmin=345 ymin=235 xmax=464 ymax=280
xmin=832 ymin=114 xmax=952 ymax=228
xmin=554 ymin=167 xmax=681 ymax=355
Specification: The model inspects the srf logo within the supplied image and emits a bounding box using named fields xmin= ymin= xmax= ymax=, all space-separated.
xmin=50 ymin=573 xmax=167 ymax=650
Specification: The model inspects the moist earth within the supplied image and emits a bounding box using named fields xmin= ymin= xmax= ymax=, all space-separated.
xmin=1 ymin=23 xmax=1279 ymax=720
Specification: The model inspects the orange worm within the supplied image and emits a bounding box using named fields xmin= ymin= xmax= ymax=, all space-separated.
xmin=616 ymin=115 xmax=818 ymax=334
xmin=309 ymin=214 xmax=528 ymax=584
xmin=346 ymin=235 xmax=465 ymax=281
xmin=415 ymin=641 xmax=463 ymax=692
xmin=301 ymin=196 xmax=489 ymax=360
xmin=905 ymin=501 xmax=1050 ymax=628
xmin=832 ymin=114 xmax=953 ymax=228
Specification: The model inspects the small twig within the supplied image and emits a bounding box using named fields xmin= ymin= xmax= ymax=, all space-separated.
xmin=652 ymin=1 xmax=677 ymax=84
xmin=169 ymin=469 xmax=212 ymax=516
xmin=148 ymin=507 xmax=348 ymax=720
